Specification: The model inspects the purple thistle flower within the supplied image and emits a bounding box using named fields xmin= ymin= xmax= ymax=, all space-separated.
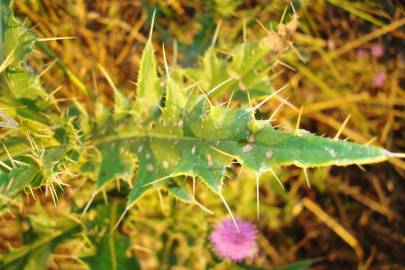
xmin=371 ymin=43 xmax=384 ymax=58
xmin=373 ymin=70 xmax=386 ymax=88
xmin=210 ymin=218 xmax=258 ymax=262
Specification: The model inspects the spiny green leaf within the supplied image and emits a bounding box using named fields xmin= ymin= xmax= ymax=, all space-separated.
xmin=214 ymin=0 xmax=243 ymax=17
xmin=0 ymin=3 xmax=47 ymax=99
xmin=184 ymin=41 xmax=273 ymax=100
xmin=133 ymin=39 xmax=162 ymax=117
xmin=185 ymin=47 xmax=227 ymax=95
xmin=0 ymin=163 xmax=40 ymax=198
xmin=1 ymin=2 xmax=33 ymax=65
xmin=164 ymin=75 xmax=187 ymax=125
xmin=84 ymin=38 xmax=393 ymax=209
xmin=5 ymin=69 xmax=46 ymax=100
xmin=95 ymin=102 xmax=111 ymax=130
xmin=228 ymin=43 xmax=272 ymax=95
xmin=94 ymin=95 xmax=389 ymax=208
xmin=113 ymin=88 xmax=131 ymax=121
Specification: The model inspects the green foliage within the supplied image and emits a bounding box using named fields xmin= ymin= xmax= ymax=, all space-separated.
xmin=84 ymin=202 xmax=141 ymax=270
xmin=0 ymin=0 xmax=393 ymax=212
xmin=184 ymin=43 xmax=274 ymax=101
xmin=86 ymin=234 xmax=140 ymax=270
xmin=89 ymin=29 xmax=389 ymax=210
xmin=273 ymin=259 xmax=318 ymax=270
xmin=0 ymin=2 xmax=401 ymax=269
xmin=0 ymin=0 xmax=46 ymax=99
xmin=0 ymin=202 xmax=138 ymax=270
xmin=134 ymin=17 xmax=162 ymax=117
xmin=0 ymin=1 xmax=79 ymax=212
xmin=0 ymin=204 xmax=80 ymax=269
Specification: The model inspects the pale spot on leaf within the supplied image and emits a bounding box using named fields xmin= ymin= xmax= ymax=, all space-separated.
xmin=325 ymin=147 xmax=336 ymax=158
xmin=207 ymin=154 xmax=214 ymax=168
xmin=146 ymin=164 xmax=154 ymax=172
xmin=242 ymin=144 xmax=253 ymax=153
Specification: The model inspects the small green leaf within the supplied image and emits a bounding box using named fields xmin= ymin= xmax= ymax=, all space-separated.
xmin=0 ymin=3 xmax=47 ymax=99
xmin=274 ymin=258 xmax=318 ymax=270
xmin=134 ymin=39 xmax=162 ymax=117
xmin=85 ymin=234 xmax=140 ymax=270
xmin=95 ymin=102 xmax=111 ymax=130
xmin=22 ymin=244 xmax=52 ymax=270
xmin=113 ymin=88 xmax=131 ymax=121
xmin=0 ymin=164 xmax=40 ymax=197
xmin=228 ymin=43 xmax=272 ymax=95
xmin=5 ymin=66 xmax=46 ymax=100
xmin=186 ymin=47 xmax=228 ymax=96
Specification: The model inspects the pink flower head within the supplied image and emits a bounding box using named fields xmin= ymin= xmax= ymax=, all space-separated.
xmin=373 ymin=70 xmax=386 ymax=88
xmin=371 ymin=43 xmax=384 ymax=58
xmin=356 ymin=48 xmax=367 ymax=58
xmin=327 ymin=38 xmax=335 ymax=50
xmin=210 ymin=218 xmax=258 ymax=262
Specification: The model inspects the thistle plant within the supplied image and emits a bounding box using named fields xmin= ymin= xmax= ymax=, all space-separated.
xmin=0 ymin=1 xmax=403 ymax=269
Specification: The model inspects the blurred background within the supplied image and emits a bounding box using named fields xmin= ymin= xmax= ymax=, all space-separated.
xmin=1 ymin=0 xmax=405 ymax=269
